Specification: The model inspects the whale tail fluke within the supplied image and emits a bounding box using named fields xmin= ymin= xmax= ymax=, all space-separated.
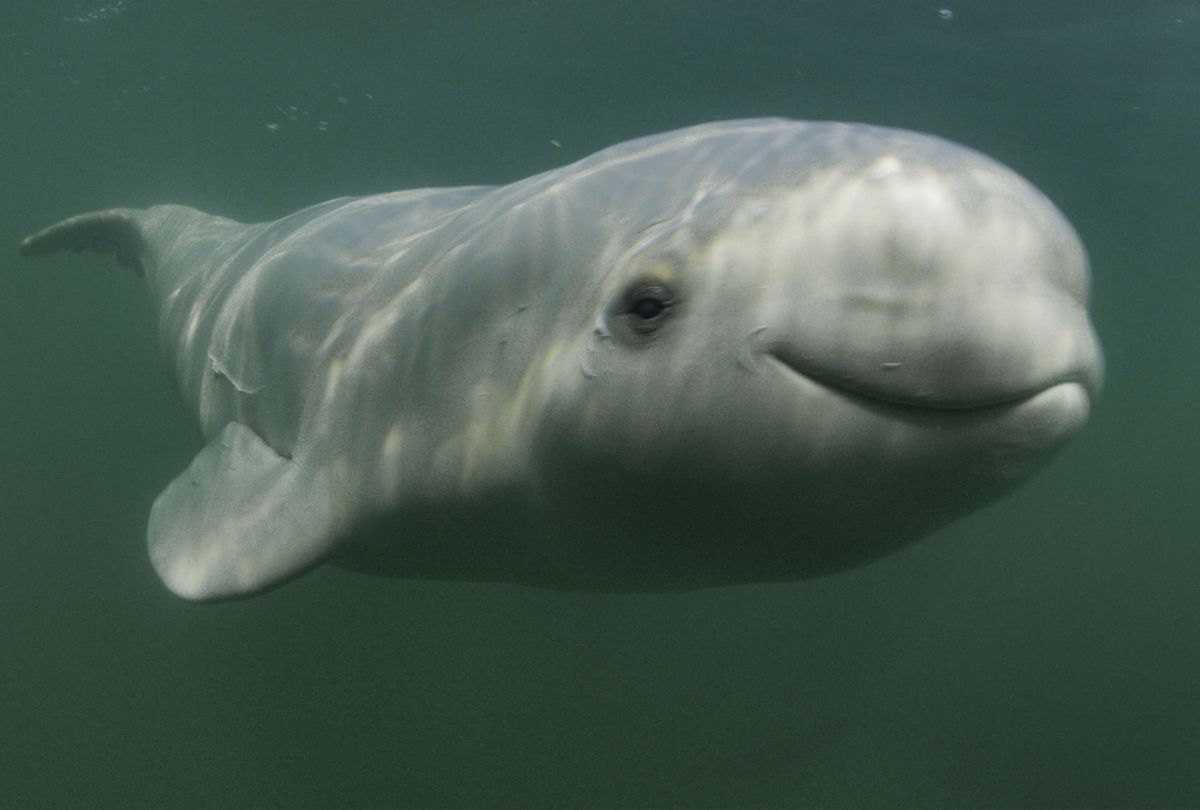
xmin=19 ymin=208 xmax=148 ymax=275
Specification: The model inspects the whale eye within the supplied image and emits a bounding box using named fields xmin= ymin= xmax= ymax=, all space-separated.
xmin=631 ymin=295 xmax=666 ymax=320
xmin=618 ymin=281 xmax=676 ymax=337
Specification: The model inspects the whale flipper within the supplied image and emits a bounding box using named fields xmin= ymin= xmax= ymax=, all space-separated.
xmin=148 ymin=422 xmax=342 ymax=601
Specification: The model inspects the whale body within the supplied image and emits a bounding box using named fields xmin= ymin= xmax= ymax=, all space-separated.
xmin=19 ymin=119 xmax=1103 ymax=601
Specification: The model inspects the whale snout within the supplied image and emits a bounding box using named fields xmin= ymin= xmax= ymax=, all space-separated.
xmin=733 ymin=143 xmax=1103 ymax=427
xmin=765 ymin=287 xmax=1104 ymax=415
xmin=767 ymin=346 xmax=1101 ymax=415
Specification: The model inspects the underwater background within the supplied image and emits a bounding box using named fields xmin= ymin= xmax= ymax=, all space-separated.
xmin=1 ymin=1 xmax=1197 ymax=806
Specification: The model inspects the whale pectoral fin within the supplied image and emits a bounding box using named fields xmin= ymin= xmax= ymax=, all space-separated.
xmin=19 ymin=209 xmax=148 ymax=275
xmin=148 ymin=422 xmax=342 ymax=601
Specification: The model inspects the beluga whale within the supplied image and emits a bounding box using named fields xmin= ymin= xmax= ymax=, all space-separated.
xmin=20 ymin=119 xmax=1103 ymax=601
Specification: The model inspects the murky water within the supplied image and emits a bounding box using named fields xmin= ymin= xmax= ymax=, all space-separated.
xmin=1 ymin=1 xmax=1196 ymax=806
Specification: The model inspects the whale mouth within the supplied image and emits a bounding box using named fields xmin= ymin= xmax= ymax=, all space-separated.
xmin=765 ymin=350 xmax=1093 ymax=414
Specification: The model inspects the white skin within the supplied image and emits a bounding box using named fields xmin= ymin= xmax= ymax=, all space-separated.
xmin=20 ymin=119 xmax=1101 ymax=600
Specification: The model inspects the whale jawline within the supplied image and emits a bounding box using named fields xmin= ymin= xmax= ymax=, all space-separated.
xmin=764 ymin=351 xmax=1084 ymax=413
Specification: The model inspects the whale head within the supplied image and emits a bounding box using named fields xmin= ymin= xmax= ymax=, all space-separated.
xmin=527 ymin=121 xmax=1102 ymax=589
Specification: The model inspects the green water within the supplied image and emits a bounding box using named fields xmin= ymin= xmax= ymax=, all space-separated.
xmin=1 ymin=1 xmax=1197 ymax=806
